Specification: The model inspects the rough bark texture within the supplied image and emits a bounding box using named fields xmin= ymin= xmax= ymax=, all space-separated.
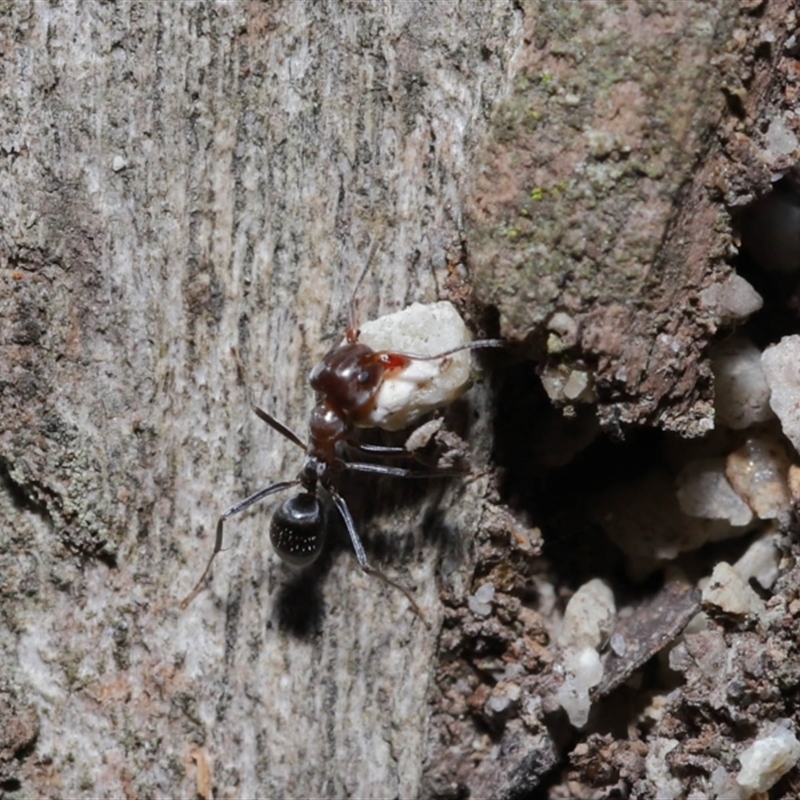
xmin=1 ymin=0 xmax=799 ymax=798
xmin=468 ymin=0 xmax=749 ymax=436
xmin=0 ymin=2 xmax=520 ymax=797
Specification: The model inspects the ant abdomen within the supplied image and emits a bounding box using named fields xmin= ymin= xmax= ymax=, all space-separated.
xmin=270 ymin=493 xmax=326 ymax=567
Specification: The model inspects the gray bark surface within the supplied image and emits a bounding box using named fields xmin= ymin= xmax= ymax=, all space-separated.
xmin=0 ymin=2 xmax=519 ymax=796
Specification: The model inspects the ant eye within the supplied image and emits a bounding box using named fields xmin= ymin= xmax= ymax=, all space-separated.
xmin=357 ymin=370 xmax=371 ymax=383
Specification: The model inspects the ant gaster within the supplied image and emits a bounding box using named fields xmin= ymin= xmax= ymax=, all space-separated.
xmin=181 ymin=250 xmax=504 ymax=616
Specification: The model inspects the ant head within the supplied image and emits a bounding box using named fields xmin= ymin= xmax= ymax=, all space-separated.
xmin=310 ymin=342 xmax=386 ymax=417
xmin=270 ymin=493 xmax=326 ymax=567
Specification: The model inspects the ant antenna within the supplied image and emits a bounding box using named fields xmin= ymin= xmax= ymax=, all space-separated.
xmin=394 ymin=338 xmax=508 ymax=361
xmin=230 ymin=345 xmax=259 ymax=411
xmin=346 ymin=236 xmax=381 ymax=343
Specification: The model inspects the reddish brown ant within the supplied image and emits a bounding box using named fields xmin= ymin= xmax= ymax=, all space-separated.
xmin=181 ymin=248 xmax=503 ymax=615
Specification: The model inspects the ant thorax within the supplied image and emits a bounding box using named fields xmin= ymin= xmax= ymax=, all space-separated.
xmin=343 ymin=301 xmax=474 ymax=432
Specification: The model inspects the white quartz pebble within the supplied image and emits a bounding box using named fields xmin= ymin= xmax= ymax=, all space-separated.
xmin=676 ymin=458 xmax=754 ymax=527
xmin=554 ymin=579 xmax=616 ymax=727
xmin=702 ymin=562 xmax=765 ymax=618
xmin=725 ymin=434 xmax=791 ymax=520
xmin=737 ymin=724 xmax=800 ymax=794
xmin=762 ymin=336 xmax=800 ymax=455
xmin=734 ymin=531 xmax=782 ymax=590
xmin=710 ymin=337 xmax=773 ymax=429
xmin=700 ymin=274 xmax=763 ymax=323
xmin=356 ymin=301 xmax=473 ymax=431
xmin=560 ymin=578 xmax=616 ymax=651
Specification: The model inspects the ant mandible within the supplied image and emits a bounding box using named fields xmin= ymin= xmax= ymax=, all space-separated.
xmin=181 ymin=247 xmax=504 ymax=615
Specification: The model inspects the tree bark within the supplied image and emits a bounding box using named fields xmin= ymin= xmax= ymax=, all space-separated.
xmin=1 ymin=1 xmax=520 ymax=797
xmin=1 ymin=1 xmax=797 ymax=798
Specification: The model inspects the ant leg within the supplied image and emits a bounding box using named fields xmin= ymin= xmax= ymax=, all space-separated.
xmin=344 ymin=437 xmax=466 ymax=472
xmin=345 ymin=439 xmax=411 ymax=456
xmin=227 ymin=349 xmax=308 ymax=451
xmin=327 ymin=487 xmax=429 ymax=626
xmin=180 ymin=478 xmax=300 ymax=608
xmin=342 ymin=460 xmax=456 ymax=479
xmin=253 ymin=407 xmax=308 ymax=451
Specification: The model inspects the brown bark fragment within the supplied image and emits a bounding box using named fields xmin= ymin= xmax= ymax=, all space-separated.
xmin=467 ymin=0 xmax=798 ymax=436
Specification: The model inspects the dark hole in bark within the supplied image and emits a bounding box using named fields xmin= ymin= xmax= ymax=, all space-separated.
xmin=734 ymin=172 xmax=800 ymax=346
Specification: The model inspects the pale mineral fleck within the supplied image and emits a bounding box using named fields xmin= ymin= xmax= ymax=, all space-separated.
xmin=699 ymin=274 xmax=763 ymax=323
xmin=788 ymin=464 xmax=800 ymax=503
xmin=485 ymin=681 xmax=521 ymax=719
xmin=468 ymin=582 xmax=495 ymax=617
xmin=737 ymin=723 xmax=800 ymax=794
xmin=560 ymin=578 xmax=616 ymax=651
xmin=702 ymin=562 xmax=766 ymax=617
xmin=676 ymin=458 xmax=754 ymax=527
xmin=539 ymin=364 xmax=569 ymax=403
xmin=734 ymin=530 xmax=782 ymax=590
xmin=645 ymin=738 xmax=682 ymax=800
xmin=764 ymin=117 xmax=799 ymax=159
xmin=554 ymin=647 xmax=604 ymax=728
xmin=468 ymin=596 xmax=492 ymax=617
xmin=725 ymin=433 xmax=791 ymax=519
xmin=473 ymin=582 xmax=496 ymax=604
xmin=711 ymin=766 xmax=748 ymax=800
xmin=403 ymin=418 xmax=443 ymax=451
xmin=562 ymin=369 xmax=594 ymax=402
xmin=710 ymin=337 xmax=773 ymax=429
xmin=762 ymin=336 xmax=800 ymax=453
xmin=546 ymin=311 xmax=578 ymax=352
xmin=356 ymin=301 xmax=472 ymax=431
xmin=554 ymin=579 xmax=616 ymax=727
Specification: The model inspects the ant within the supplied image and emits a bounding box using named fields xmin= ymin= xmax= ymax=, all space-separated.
xmin=181 ymin=247 xmax=504 ymax=616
